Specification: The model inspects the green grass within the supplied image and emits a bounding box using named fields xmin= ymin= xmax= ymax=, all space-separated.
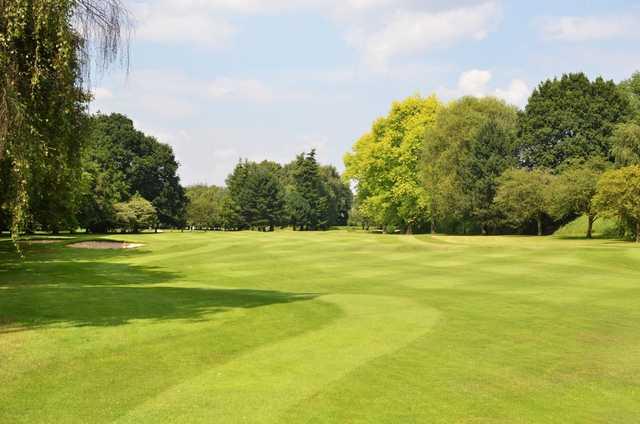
xmin=554 ymin=214 xmax=620 ymax=238
xmin=1 ymin=231 xmax=639 ymax=423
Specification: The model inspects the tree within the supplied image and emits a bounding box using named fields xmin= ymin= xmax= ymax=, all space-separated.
xmin=347 ymin=198 xmax=369 ymax=230
xmin=548 ymin=158 xmax=610 ymax=238
xmin=219 ymin=194 xmax=243 ymax=231
xmin=185 ymin=185 xmax=228 ymax=230
xmin=593 ymin=166 xmax=640 ymax=242
xmin=610 ymin=123 xmax=640 ymax=167
xmin=114 ymin=194 xmax=157 ymax=233
xmin=424 ymin=96 xmax=518 ymax=233
xmin=463 ymin=120 xmax=517 ymax=234
xmin=227 ymin=160 xmax=286 ymax=231
xmin=519 ymin=73 xmax=630 ymax=169
xmin=319 ymin=166 xmax=352 ymax=226
xmin=286 ymin=150 xmax=329 ymax=231
xmin=494 ymin=169 xmax=554 ymax=236
xmin=81 ymin=114 xmax=187 ymax=230
xmin=0 ymin=0 xmax=130 ymax=239
xmin=76 ymin=154 xmax=123 ymax=233
xmin=345 ymin=95 xmax=440 ymax=233
xmin=618 ymin=71 xmax=640 ymax=119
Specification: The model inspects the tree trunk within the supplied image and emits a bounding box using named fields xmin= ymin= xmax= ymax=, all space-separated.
xmin=537 ymin=215 xmax=543 ymax=236
xmin=636 ymin=221 xmax=640 ymax=243
xmin=430 ymin=220 xmax=436 ymax=234
xmin=405 ymin=223 xmax=413 ymax=235
xmin=481 ymin=223 xmax=487 ymax=236
xmin=586 ymin=214 xmax=595 ymax=239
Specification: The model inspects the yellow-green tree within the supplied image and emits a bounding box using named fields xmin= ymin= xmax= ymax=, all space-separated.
xmin=344 ymin=95 xmax=440 ymax=234
xmin=593 ymin=166 xmax=640 ymax=242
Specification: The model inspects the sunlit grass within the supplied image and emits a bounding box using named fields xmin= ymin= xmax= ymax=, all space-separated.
xmin=1 ymin=231 xmax=639 ymax=423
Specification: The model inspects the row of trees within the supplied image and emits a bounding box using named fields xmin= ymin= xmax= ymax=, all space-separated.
xmin=492 ymin=162 xmax=640 ymax=242
xmin=345 ymin=72 xmax=640 ymax=241
xmin=77 ymin=113 xmax=187 ymax=233
xmin=186 ymin=150 xmax=352 ymax=231
xmin=1 ymin=112 xmax=188 ymax=234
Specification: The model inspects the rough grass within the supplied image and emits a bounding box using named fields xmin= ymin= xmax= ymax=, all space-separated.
xmin=1 ymin=231 xmax=639 ymax=423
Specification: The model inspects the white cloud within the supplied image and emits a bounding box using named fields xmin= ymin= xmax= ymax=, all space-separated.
xmin=128 ymin=0 xmax=501 ymax=66
xmin=538 ymin=15 xmax=640 ymax=42
xmin=131 ymin=1 xmax=237 ymax=47
xmin=353 ymin=2 xmax=502 ymax=68
xmin=441 ymin=69 xmax=530 ymax=108
xmin=494 ymin=79 xmax=530 ymax=108
xmin=458 ymin=69 xmax=492 ymax=97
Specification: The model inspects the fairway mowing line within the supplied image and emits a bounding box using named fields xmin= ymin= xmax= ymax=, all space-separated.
xmin=113 ymin=294 xmax=440 ymax=424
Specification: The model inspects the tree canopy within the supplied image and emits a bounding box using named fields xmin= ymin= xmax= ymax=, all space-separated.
xmin=548 ymin=159 xmax=610 ymax=238
xmin=423 ymin=96 xmax=518 ymax=233
xmin=185 ymin=185 xmax=229 ymax=230
xmin=494 ymin=168 xmax=554 ymax=236
xmin=79 ymin=114 xmax=187 ymax=232
xmin=518 ymin=73 xmax=629 ymax=170
xmin=345 ymin=95 xmax=440 ymax=233
xmin=593 ymin=166 xmax=640 ymax=242
xmin=0 ymin=0 xmax=130 ymax=239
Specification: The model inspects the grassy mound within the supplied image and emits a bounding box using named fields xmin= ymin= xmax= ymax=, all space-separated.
xmin=554 ymin=214 xmax=620 ymax=238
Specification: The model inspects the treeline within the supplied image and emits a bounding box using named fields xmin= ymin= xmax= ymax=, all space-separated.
xmin=1 ymin=113 xmax=188 ymax=234
xmin=186 ymin=150 xmax=352 ymax=231
xmin=345 ymin=72 xmax=640 ymax=241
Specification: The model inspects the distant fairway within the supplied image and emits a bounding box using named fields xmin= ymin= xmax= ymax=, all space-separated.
xmin=1 ymin=231 xmax=639 ymax=423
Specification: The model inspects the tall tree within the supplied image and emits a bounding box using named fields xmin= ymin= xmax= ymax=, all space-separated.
xmin=286 ymin=150 xmax=328 ymax=231
xmin=345 ymin=95 xmax=440 ymax=233
xmin=81 ymin=114 xmax=187 ymax=230
xmin=319 ymin=165 xmax=352 ymax=226
xmin=463 ymin=120 xmax=517 ymax=234
xmin=518 ymin=73 xmax=629 ymax=169
xmin=424 ymin=96 xmax=518 ymax=233
xmin=0 ymin=0 xmax=129 ymax=238
xmin=76 ymin=159 xmax=121 ymax=233
xmin=227 ymin=160 xmax=285 ymax=231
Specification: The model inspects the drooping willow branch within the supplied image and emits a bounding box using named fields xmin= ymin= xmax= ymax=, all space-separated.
xmin=0 ymin=0 xmax=132 ymax=245
xmin=73 ymin=0 xmax=132 ymax=82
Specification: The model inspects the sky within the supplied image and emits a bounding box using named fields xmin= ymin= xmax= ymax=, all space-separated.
xmin=91 ymin=0 xmax=640 ymax=186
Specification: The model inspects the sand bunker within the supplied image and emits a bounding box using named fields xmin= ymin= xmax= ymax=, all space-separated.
xmin=68 ymin=241 xmax=144 ymax=250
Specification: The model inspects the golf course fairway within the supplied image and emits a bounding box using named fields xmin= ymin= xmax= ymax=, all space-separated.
xmin=1 ymin=231 xmax=639 ymax=423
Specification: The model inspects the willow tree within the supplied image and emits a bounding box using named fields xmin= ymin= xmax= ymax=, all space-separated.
xmin=0 ymin=0 xmax=130 ymax=238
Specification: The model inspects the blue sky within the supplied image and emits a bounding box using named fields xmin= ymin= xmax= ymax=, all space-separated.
xmin=92 ymin=0 xmax=640 ymax=185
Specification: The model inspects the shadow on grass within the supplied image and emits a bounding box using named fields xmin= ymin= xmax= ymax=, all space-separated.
xmin=0 ymin=259 xmax=318 ymax=331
